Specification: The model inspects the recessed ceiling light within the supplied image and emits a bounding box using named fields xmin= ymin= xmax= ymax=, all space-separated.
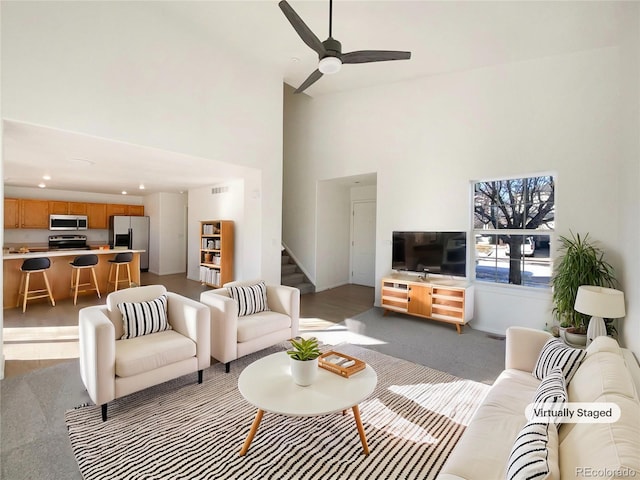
xmin=139 ymin=184 xmax=145 ymax=190
xmin=38 ymin=183 xmax=46 ymax=188
xmin=43 ymin=175 xmax=51 ymax=180
xmin=121 ymin=191 xmax=127 ymax=195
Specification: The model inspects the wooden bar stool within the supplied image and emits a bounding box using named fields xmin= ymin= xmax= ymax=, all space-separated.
xmin=17 ymin=257 xmax=56 ymax=312
xmin=107 ymin=252 xmax=133 ymax=292
xmin=70 ymin=254 xmax=101 ymax=305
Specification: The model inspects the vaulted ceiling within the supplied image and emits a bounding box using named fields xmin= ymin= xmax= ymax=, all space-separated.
xmin=2 ymin=1 xmax=628 ymax=196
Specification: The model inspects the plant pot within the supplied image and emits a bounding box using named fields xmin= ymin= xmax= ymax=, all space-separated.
xmin=564 ymin=327 xmax=587 ymax=347
xmin=290 ymin=357 xmax=319 ymax=386
xmin=558 ymin=326 xmax=568 ymax=342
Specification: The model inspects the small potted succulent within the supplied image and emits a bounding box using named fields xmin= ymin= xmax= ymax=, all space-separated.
xmin=287 ymin=336 xmax=321 ymax=386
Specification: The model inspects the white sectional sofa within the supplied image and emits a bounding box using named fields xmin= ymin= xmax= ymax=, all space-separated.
xmin=438 ymin=327 xmax=640 ymax=479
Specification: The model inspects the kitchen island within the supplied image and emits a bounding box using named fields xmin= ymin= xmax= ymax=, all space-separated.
xmin=3 ymin=248 xmax=143 ymax=309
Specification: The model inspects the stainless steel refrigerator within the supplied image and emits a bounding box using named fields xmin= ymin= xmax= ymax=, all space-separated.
xmin=109 ymin=216 xmax=150 ymax=271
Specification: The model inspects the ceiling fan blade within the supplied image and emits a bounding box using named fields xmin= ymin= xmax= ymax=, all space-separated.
xmin=341 ymin=50 xmax=412 ymax=64
xmin=295 ymin=69 xmax=323 ymax=94
xmin=278 ymin=0 xmax=326 ymax=57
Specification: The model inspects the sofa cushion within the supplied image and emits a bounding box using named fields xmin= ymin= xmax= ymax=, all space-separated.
xmin=585 ymin=335 xmax=623 ymax=358
xmin=227 ymin=282 xmax=270 ymax=316
xmin=568 ymin=352 xmax=637 ymax=403
xmin=118 ymin=295 xmax=171 ymax=340
xmin=438 ymin=369 xmax=540 ymax=479
xmin=237 ymin=311 xmax=291 ymax=343
xmin=533 ymin=338 xmax=586 ymax=384
xmin=506 ymin=422 xmax=559 ymax=480
xmin=559 ymin=394 xmax=640 ymax=479
xmin=115 ymin=330 xmax=196 ymax=377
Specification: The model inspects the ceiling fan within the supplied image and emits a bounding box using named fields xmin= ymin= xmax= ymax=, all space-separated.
xmin=279 ymin=0 xmax=411 ymax=94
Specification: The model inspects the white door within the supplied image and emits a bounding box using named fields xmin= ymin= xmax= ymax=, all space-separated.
xmin=351 ymin=201 xmax=376 ymax=287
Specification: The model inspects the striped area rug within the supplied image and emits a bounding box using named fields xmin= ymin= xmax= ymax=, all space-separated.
xmin=65 ymin=344 xmax=490 ymax=480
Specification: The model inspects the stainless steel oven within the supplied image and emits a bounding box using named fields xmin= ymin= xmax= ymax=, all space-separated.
xmin=49 ymin=214 xmax=88 ymax=231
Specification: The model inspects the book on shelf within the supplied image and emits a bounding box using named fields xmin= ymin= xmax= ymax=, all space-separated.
xmin=202 ymin=224 xmax=216 ymax=235
xmin=199 ymin=266 xmax=221 ymax=286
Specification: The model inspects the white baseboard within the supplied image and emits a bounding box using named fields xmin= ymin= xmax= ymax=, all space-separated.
xmin=0 ymin=353 xmax=5 ymax=380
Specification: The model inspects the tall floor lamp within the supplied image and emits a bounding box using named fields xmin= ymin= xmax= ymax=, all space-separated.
xmin=574 ymin=285 xmax=626 ymax=347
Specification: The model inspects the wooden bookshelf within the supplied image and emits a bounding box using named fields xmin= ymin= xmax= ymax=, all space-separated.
xmin=199 ymin=220 xmax=234 ymax=288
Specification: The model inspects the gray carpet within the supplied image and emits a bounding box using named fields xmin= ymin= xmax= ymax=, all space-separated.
xmin=319 ymin=307 xmax=505 ymax=385
xmin=66 ymin=343 xmax=490 ymax=480
xmin=1 ymin=307 xmax=505 ymax=480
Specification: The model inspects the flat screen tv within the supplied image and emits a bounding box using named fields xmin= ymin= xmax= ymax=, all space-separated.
xmin=392 ymin=231 xmax=467 ymax=277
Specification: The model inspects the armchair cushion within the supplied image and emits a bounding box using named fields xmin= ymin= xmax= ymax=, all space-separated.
xmin=118 ymin=294 xmax=171 ymax=339
xmin=227 ymin=281 xmax=270 ymax=316
xmin=237 ymin=311 xmax=293 ymax=343
xmin=115 ymin=330 xmax=196 ymax=377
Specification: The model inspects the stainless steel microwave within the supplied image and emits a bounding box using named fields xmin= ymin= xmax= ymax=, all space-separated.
xmin=49 ymin=214 xmax=88 ymax=231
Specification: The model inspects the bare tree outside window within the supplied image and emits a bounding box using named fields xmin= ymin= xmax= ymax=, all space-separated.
xmin=473 ymin=176 xmax=554 ymax=286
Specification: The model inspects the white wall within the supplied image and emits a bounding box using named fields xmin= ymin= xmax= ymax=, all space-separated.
xmin=145 ymin=192 xmax=187 ymax=276
xmin=0 ymin=2 xmax=285 ymax=377
xmin=618 ymin=4 xmax=640 ymax=354
xmin=306 ymin=181 xmax=377 ymax=291
xmin=2 ymin=1 xmax=284 ymax=283
xmin=187 ymin=175 xmax=265 ymax=284
xmin=284 ymin=46 xmax=636 ymax=348
xmin=316 ymin=180 xmax=351 ymax=290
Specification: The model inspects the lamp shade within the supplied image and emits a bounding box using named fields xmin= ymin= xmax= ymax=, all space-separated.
xmin=574 ymin=286 xmax=625 ymax=319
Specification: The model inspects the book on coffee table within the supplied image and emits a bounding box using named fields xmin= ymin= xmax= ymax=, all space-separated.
xmin=319 ymin=351 xmax=366 ymax=378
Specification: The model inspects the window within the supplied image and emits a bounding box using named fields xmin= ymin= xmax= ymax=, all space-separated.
xmin=473 ymin=176 xmax=554 ymax=287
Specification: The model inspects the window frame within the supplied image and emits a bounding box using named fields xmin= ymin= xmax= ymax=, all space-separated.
xmin=471 ymin=173 xmax=555 ymax=289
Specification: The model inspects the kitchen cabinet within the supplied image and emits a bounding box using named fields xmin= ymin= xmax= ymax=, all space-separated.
xmin=86 ymin=203 xmax=108 ymax=229
xmin=4 ymin=198 xmax=143 ymax=230
xmin=49 ymin=201 xmax=69 ymax=215
xmin=105 ymin=204 xmax=144 ymax=218
xmin=69 ymin=202 xmax=88 ymax=215
xmin=49 ymin=201 xmax=88 ymax=215
xmin=127 ymin=205 xmax=144 ymax=216
xmin=20 ymin=199 xmax=49 ymax=229
xmin=4 ymin=198 xmax=20 ymax=229
xmin=106 ymin=204 xmax=128 ymax=218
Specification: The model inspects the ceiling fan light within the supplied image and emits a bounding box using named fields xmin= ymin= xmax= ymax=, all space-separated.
xmin=318 ymin=56 xmax=342 ymax=75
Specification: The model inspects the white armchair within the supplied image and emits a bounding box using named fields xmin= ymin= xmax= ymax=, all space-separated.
xmin=79 ymin=285 xmax=210 ymax=420
xmin=199 ymin=280 xmax=300 ymax=372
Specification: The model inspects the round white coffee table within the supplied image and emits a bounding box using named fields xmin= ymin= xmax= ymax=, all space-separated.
xmin=238 ymin=351 xmax=377 ymax=456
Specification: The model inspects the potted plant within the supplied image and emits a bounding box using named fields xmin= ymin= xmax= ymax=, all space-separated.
xmin=287 ymin=336 xmax=321 ymax=386
xmin=551 ymin=232 xmax=617 ymax=345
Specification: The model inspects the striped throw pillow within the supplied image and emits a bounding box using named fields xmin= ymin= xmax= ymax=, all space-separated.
xmin=506 ymin=422 xmax=559 ymax=480
xmin=533 ymin=338 xmax=586 ymax=385
xmin=227 ymin=282 xmax=270 ymax=317
xmin=532 ymin=367 xmax=567 ymax=425
xmin=118 ymin=295 xmax=171 ymax=340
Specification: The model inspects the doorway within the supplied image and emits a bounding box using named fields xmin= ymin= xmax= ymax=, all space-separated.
xmin=351 ymin=200 xmax=376 ymax=287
